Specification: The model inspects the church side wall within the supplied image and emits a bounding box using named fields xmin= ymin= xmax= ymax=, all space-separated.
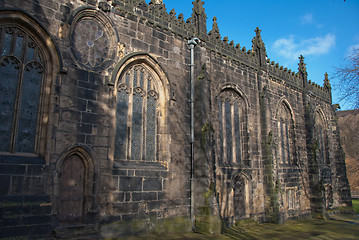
xmin=0 ymin=0 xmax=352 ymax=239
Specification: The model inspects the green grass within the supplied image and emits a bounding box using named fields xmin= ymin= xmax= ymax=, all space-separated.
xmin=117 ymin=215 xmax=359 ymax=240
xmin=353 ymin=199 xmax=359 ymax=213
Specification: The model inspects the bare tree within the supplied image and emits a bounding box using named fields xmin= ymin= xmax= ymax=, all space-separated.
xmin=334 ymin=48 xmax=359 ymax=109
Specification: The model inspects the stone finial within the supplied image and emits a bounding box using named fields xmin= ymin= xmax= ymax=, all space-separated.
xmin=298 ymin=55 xmax=307 ymax=74
xmin=149 ymin=0 xmax=163 ymax=5
xmin=252 ymin=27 xmax=265 ymax=51
xmin=255 ymin=26 xmax=261 ymax=35
xmin=298 ymin=55 xmax=308 ymax=84
xmin=324 ymin=72 xmax=331 ymax=90
xmin=208 ymin=17 xmax=221 ymax=40
xmin=192 ymin=0 xmax=205 ymax=15
xmin=191 ymin=0 xmax=207 ymax=36
xmin=252 ymin=27 xmax=266 ymax=67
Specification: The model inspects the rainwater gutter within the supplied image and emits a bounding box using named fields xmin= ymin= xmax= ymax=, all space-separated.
xmin=187 ymin=37 xmax=200 ymax=230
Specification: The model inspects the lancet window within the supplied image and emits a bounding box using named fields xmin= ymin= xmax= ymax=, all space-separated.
xmin=276 ymin=102 xmax=295 ymax=164
xmin=315 ymin=111 xmax=329 ymax=165
xmin=218 ymin=90 xmax=246 ymax=164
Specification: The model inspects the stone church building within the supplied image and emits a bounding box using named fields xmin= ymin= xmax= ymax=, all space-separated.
xmin=0 ymin=0 xmax=352 ymax=238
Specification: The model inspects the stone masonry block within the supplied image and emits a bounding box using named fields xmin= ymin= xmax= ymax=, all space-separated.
xmin=143 ymin=178 xmax=162 ymax=191
xmin=119 ymin=177 xmax=142 ymax=192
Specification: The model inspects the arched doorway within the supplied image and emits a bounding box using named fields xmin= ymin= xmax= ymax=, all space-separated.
xmin=233 ymin=175 xmax=247 ymax=218
xmin=60 ymin=154 xmax=86 ymax=222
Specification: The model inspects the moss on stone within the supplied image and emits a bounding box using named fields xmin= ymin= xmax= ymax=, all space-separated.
xmin=195 ymin=184 xmax=222 ymax=234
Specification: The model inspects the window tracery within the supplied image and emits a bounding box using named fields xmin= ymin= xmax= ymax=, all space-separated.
xmin=0 ymin=25 xmax=44 ymax=153
xmin=114 ymin=64 xmax=159 ymax=161
xmin=218 ymin=90 xmax=247 ymax=165
xmin=276 ymin=102 xmax=295 ymax=165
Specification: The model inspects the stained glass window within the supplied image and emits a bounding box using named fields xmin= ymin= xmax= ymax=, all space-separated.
xmin=0 ymin=26 xmax=44 ymax=153
xmin=225 ymin=101 xmax=232 ymax=163
xmin=114 ymin=65 xmax=159 ymax=161
xmin=315 ymin=111 xmax=329 ymax=165
xmin=218 ymin=91 xmax=245 ymax=164
xmin=277 ymin=103 xmax=294 ymax=165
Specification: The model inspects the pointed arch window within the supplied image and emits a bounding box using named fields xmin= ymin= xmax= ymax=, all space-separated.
xmin=218 ymin=90 xmax=247 ymax=164
xmin=0 ymin=25 xmax=44 ymax=153
xmin=315 ymin=111 xmax=329 ymax=165
xmin=276 ymin=102 xmax=295 ymax=165
xmin=114 ymin=64 xmax=159 ymax=161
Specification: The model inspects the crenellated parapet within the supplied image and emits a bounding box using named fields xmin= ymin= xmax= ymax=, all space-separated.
xmin=98 ymin=0 xmax=332 ymax=103
xmin=206 ymin=17 xmax=258 ymax=67
xmin=307 ymin=73 xmax=332 ymax=103
xmin=108 ymin=0 xmax=195 ymax=38
xmin=266 ymin=58 xmax=303 ymax=91
xmin=98 ymin=1 xmax=258 ymax=67
xmin=266 ymin=55 xmax=332 ymax=103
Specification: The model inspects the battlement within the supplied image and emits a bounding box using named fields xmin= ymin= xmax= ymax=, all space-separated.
xmin=307 ymin=73 xmax=332 ymax=102
xmin=98 ymin=0 xmax=331 ymax=101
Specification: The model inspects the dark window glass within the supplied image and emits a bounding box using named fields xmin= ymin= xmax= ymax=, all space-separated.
xmin=0 ymin=26 xmax=44 ymax=153
xmin=114 ymin=65 xmax=158 ymax=161
xmin=218 ymin=92 xmax=246 ymax=164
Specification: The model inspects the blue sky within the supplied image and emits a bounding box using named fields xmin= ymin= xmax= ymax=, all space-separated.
xmin=146 ymin=0 xmax=359 ymax=110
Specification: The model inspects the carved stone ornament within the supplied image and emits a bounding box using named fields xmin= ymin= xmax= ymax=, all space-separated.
xmin=208 ymin=17 xmax=221 ymax=40
xmin=149 ymin=0 xmax=163 ymax=5
xmin=193 ymin=0 xmax=205 ymax=15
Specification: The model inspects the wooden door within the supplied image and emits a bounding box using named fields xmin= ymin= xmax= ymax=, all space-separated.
xmin=60 ymin=154 xmax=85 ymax=222
xmin=234 ymin=177 xmax=246 ymax=218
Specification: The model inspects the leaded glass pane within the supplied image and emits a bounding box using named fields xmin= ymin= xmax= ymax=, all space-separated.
xmin=14 ymin=34 xmax=24 ymax=59
xmin=25 ymin=45 xmax=35 ymax=63
xmin=16 ymin=63 xmax=42 ymax=153
xmin=125 ymin=73 xmax=130 ymax=86
xmin=225 ymin=101 xmax=232 ymax=163
xmin=140 ymin=70 xmax=144 ymax=89
xmin=0 ymin=59 xmax=19 ymax=151
xmin=218 ymin=101 xmax=223 ymax=162
xmin=285 ymin=122 xmax=290 ymax=164
xmin=234 ymin=102 xmax=241 ymax=164
xmin=1 ymin=31 xmax=13 ymax=56
xmin=146 ymin=96 xmax=157 ymax=162
xmin=131 ymin=93 xmax=143 ymax=160
xmin=133 ymin=68 xmax=138 ymax=87
xmin=114 ymin=90 xmax=129 ymax=159
xmin=280 ymin=120 xmax=285 ymax=164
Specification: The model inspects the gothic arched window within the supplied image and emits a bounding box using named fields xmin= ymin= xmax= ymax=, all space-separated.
xmin=0 ymin=25 xmax=44 ymax=153
xmin=218 ymin=90 xmax=247 ymax=165
xmin=315 ymin=111 xmax=329 ymax=165
xmin=276 ymin=101 xmax=295 ymax=165
xmin=114 ymin=64 xmax=159 ymax=162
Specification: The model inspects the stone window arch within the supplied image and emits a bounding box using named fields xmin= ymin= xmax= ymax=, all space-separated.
xmin=0 ymin=10 xmax=59 ymax=157
xmin=217 ymin=86 xmax=249 ymax=166
xmin=275 ymin=99 xmax=296 ymax=165
xmin=112 ymin=54 xmax=170 ymax=163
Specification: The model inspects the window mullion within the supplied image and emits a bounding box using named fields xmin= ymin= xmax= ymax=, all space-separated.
xmin=127 ymin=72 xmax=134 ymax=160
xmin=10 ymin=60 xmax=25 ymax=153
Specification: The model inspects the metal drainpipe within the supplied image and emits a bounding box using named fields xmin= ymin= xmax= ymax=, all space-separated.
xmin=187 ymin=37 xmax=200 ymax=230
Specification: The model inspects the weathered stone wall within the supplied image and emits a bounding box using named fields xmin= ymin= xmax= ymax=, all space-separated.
xmin=0 ymin=0 xmax=352 ymax=239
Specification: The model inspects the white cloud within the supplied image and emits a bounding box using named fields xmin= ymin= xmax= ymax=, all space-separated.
xmin=346 ymin=43 xmax=359 ymax=56
xmin=272 ymin=34 xmax=336 ymax=60
xmin=301 ymin=13 xmax=313 ymax=24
